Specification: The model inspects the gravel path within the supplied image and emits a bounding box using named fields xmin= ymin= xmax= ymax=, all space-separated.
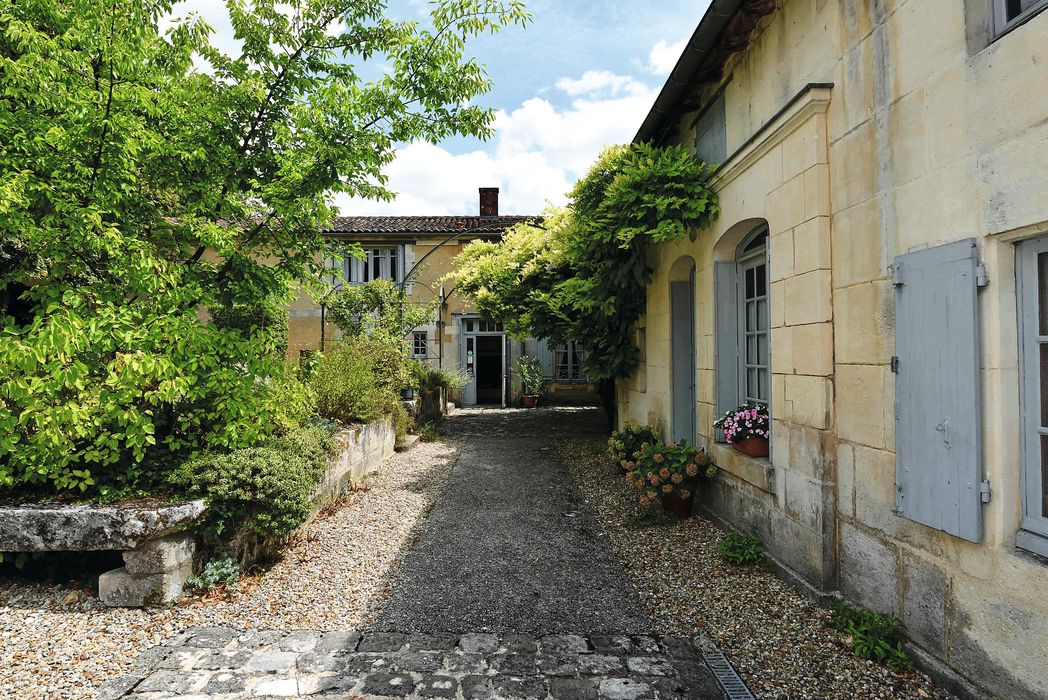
xmin=0 ymin=440 xmax=458 ymax=699
xmin=374 ymin=407 xmax=652 ymax=635
xmin=556 ymin=434 xmax=956 ymax=700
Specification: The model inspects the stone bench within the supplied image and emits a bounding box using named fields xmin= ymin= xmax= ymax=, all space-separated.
xmin=0 ymin=500 xmax=205 ymax=607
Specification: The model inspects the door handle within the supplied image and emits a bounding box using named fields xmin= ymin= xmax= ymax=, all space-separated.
xmin=935 ymin=417 xmax=951 ymax=449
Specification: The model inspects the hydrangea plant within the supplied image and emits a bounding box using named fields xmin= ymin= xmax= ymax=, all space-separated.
xmin=626 ymin=441 xmax=716 ymax=508
xmin=608 ymin=423 xmax=658 ymax=470
xmin=713 ymin=403 xmax=770 ymax=444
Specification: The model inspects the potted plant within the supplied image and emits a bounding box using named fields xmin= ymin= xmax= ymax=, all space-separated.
xmin=515 ymin=356 xmax=548 ymax=407
xmin=608 ymin=423 xmax=658 ymax=472
xmin=627 ymin=441 xmax=716 ymax=519
xmin=713 ymin=403 xmax=770 ymax=458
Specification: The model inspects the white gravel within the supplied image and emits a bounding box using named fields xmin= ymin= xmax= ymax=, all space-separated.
xmin=557 ymin=435 xmax=956 ymax=700
xmin=0 ymin=440 xmax=458 ymax=699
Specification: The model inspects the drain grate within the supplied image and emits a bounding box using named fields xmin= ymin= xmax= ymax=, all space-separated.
xmin=703 ymin=647 xmax=756 ymax=700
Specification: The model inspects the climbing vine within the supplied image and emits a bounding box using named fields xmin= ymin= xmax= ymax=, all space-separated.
xmin=450 ymin=142 xmax=719 ymax=380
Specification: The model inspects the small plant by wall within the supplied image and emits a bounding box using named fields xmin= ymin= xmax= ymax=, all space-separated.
xmin=718 ymin=532 xmax=764 ymax=565
xmin=186 ymin=553 xmax=241 ymax=593
xmin=829 ymin=601 xmax=914 ymax=672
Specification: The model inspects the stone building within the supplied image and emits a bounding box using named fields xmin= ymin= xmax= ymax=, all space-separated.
xmin=616 ymin=1 xmax=1048 ymax=697
xmin=287 ymin=188 xmax=596 ymax=406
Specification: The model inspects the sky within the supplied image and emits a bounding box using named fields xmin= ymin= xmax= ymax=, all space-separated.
xmin=167 ymin=1 xmax=713 ymax=216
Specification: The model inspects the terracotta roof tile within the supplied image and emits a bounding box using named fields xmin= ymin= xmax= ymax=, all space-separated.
xmin=324 ymin=215 xmax=539 ymax=236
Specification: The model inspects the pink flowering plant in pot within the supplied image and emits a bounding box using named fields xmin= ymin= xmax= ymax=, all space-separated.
xmin=626 ymin=441 xmax=716 ymax=519
xmin=608 ymin=423 xmax=658 ymax=472
xmin=713 ymin=402 xmax=770 ymax=457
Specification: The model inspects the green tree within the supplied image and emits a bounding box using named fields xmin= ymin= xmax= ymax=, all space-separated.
xmin=0 ymin=0 xmax=529 ymax=493
xmin=450 ymin=143 xmax=718 ymax=380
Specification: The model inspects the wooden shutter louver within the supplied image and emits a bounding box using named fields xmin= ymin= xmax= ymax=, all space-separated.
xmin=893 ymin=238 xmax=984 ymax=543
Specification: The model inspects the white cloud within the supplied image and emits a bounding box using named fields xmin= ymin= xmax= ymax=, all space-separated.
xmin=554 ymin=70 xmax=648 ymax=98
xmin=336 ymin=71 xmax=660 ymax=216
xmin=647 ymin=38 xmax=688 ymax=75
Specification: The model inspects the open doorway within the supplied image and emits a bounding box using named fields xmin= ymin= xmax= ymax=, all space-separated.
xmin=475 ymin=335 xmax=504 ymax=405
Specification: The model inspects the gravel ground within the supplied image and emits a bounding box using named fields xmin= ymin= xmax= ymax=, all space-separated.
xmin=556 ymin=434 xmax=955 ymax=700
xmin=0 ymin=440 xmax=458 ymax=700
xmin=374 ymin=407 xmax=652 ymax=635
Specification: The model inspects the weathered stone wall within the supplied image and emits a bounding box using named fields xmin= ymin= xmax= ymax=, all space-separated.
xmin=619 ymin=0 xmax=1048 ymax=697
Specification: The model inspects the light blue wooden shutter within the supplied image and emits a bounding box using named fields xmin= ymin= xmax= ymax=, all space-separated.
xmin=714 ymin=261 xmax=739 ymax=435
xmin=894 ymin=239 xmax=984 ymax=543
xmin=694 ymin=95 xmax=727 ymax=165
xmin=671 ymin=279 xmax=696 ymax=445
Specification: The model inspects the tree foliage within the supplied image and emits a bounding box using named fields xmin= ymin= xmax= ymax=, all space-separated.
xmin=326 ymin=278 xmax=436 ymax=344
xmin=0 ymin=0 xmax=528 ymax=493
xmin=450 ymin=143 xmax=718 ymax=380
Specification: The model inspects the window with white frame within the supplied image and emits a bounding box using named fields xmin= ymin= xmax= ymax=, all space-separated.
xmin=1017 ymin=237 xmax=1048 ymax=556
xmin=993 ymin=0 xmax=1048 ymax=35
xmin=554 ymin=343 xmax=587 ymax=382
xmin=346 ymin=246 xmax=402 ymax=284
xmin=412 ymin=331 xmax=428 ymax=359
xmin=738 ymin=232 xmax=770 ymax=405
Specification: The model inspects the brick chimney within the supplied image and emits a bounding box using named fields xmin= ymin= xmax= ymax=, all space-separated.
xmin=479 ymin=187 xmax=499 ymax=217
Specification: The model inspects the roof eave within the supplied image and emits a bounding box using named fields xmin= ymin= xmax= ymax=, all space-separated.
xmin=633 ymin=0 xmax=747 ymax=145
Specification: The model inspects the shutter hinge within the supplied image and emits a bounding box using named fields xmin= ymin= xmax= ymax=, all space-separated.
xmin=890 ymin=356 xmax=899 ymax=373
xmin=979 ymin=479 xmax=992 ymax=504
xmin=976 ymin=262 xmax=989 ymax=288
xmin=893 ymin=400 xmax=900 ymax=421
xmin=892 ymin=262 xmax=903 ymax=286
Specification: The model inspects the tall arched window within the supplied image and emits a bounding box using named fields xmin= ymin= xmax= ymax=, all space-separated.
xmin=714 ymin=225 xmax=771 ymax=438
xmin=738 ymin=230 xmax=769 ymax=405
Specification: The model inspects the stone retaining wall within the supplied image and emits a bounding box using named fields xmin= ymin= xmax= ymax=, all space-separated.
xmin=233 ymin=416 xmax=396 ymax=567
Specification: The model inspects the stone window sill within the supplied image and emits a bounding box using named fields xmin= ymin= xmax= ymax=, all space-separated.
xmin=710 ymin=442 xmax=775 ymax=494
xmin=1016 ymin=528 xmax=1048 ymax=561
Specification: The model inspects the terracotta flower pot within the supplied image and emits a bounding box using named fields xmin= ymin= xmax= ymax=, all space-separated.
xmin=521 ymin=394 xmax=539 ymax=408
xmin=661 ymin=491 xmax=695 ymax=520
xmin=732 ymin=435 xmax=769 ymax=458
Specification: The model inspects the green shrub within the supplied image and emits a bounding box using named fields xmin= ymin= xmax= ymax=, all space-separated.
xmin=608 ymin=423 xmax=658 ymax=468
xmin=210 ymin=303 xmax=289 ymax=358
xmin=260 ymin=366 xmax=316 ymax=436
xmin=187 ymin=553 xmax=240 ymax=592
xmin=312 ymin=345 xmax=385 ymax=425
xmin=718 ymin=532 xmax=764 ymax=565
xmin=412 ymin=363 xmax=469 ymax=393
xmin=830 ymin=601 xmax=913 ymax=672
xmin=392 ymin=400 xmax=412 ymax=440
xmin=172 ymin=425 xmax=336 ymax=539
xmin=515 ymin=355 xmax=548 ymax=395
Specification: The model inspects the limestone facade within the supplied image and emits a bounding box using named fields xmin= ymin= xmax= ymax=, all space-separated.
xmin=618 ymin=1 xmax=1048 ymax=697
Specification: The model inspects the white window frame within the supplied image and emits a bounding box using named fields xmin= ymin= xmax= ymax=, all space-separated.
xmin=346 ymin=246 xmax=403 ymax=284
xmin=993 ymin=0 xmax=1048 ymax=36
xmin=554 ymin=343 xmax=587 ymax=382
xmin=737 ymin=231 xmax=770 ymax=407
xmin=1017 ymin=236 xmax=1048 ymax=557
xmin=411 ymin=331 xmax=428 ymax=359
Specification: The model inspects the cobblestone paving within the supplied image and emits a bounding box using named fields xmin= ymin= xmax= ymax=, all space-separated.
xmin=103 ymin=627 xmax=725 ymax=699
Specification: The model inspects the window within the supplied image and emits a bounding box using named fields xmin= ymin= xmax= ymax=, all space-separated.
xmin=412 ymin=331 xmax=428 ymax=359
xmin=693 ymin=95 xmax=727 ymax=165
xmin=994 ymin=0 xmax=1048 ymax=35
xmin=714 ymin=226 xmax=771 ymax=442
xmin=346 ymin=246 xmax=402 ymax=284
xmin=738 ymin=232 xmax=770 ymax=405
xmin=463 ymin=318 xmax=503 ymax=333
xmin=554 ymin=343 xmax=587 ymax=382
xmin=1017 ymin=237 xmax=1048 ymax=556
